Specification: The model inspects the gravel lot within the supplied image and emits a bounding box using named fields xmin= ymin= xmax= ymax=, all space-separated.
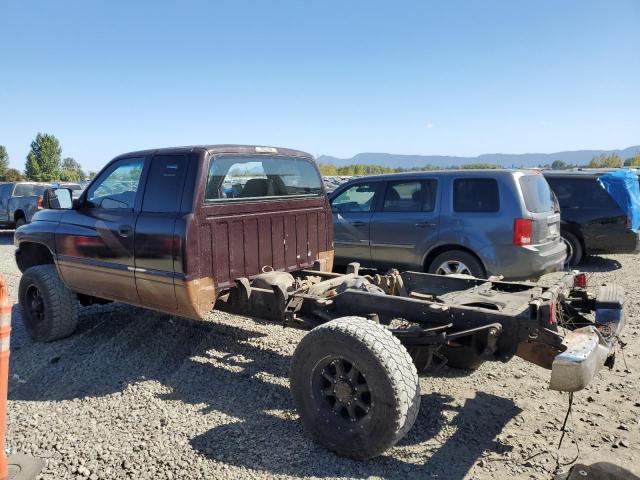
xmin=1 ymin=229 xmax=639 ymax=479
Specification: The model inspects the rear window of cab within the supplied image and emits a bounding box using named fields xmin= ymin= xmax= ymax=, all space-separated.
xmin=204 ymin=155 xmax=323 ymax=201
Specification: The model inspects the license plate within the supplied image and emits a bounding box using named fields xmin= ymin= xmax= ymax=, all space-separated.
xmin=549 ymin=223 xmax=559 ymax=236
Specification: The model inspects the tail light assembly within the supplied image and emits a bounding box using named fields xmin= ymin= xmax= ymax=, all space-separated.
xmin=513 ymin=218 xmax=532 ymax=246
xmin=37 ymin=195 xmax=43 ymax=209
xmin=574 ymin=272 xmax=587 ymax=288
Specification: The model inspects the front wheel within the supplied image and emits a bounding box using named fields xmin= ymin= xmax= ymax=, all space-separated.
xmin=290 ymin=316 xmax=420 ymax=460
xmin=19 ymin=265 xmax=79 ymax=342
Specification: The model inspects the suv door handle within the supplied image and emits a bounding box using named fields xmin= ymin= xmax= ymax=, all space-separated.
xmin=350 ymin=221 xmax=366 ymax=227
xmin=415 ymin=221 xmax=436 ymax=227
xmin=118 ymin=225 xmax=131 ymax=238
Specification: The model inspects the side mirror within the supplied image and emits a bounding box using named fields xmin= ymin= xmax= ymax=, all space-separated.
xmin=43 ymin=188 xmax=73 ymax=209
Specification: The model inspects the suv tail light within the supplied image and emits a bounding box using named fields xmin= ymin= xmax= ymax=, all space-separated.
xmin=37 ymin=195 xmax=43 ymax=209
xmin=574 ymin=272 xmax=587 ymax=288
xmin=626 ymin=216 xmax=632 ymax=229
xmin=513 ymin=218 xmax=532 ymax=246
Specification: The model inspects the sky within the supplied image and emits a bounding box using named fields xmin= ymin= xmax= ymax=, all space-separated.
xmin=1 ymin=0 xmax=639 ymax=171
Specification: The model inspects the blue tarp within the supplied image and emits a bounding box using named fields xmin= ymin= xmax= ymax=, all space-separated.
xmin=598 ymin=169 xmax=640 ymax=232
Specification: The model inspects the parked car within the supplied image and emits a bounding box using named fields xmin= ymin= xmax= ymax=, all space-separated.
xmin=57 ymin=182 xmax=84 ymax=199
xmin=13 ymin=145 xmax=624 ymax=460
xmin=329 ymin=170 xmax=566 ymax=280
xmin=0 ymin=182 xmax=50 ymax=229
xmin=543 ymin=169 xmax=640 ymax=267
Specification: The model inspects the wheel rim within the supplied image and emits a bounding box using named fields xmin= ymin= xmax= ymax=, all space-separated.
xmin=25 ymin=284 xmax=45 ymax=324
xmin=435 ymin=260 xmax=472 ymax=276
xmin=562 ymin=236 xmax=574 ymax=268
xmin=314 ymin=357 xmax=371 ymax=423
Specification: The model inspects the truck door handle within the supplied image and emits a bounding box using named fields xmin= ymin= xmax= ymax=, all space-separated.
xmin=118 ymin=225 xmax=131 ymax=237
xmin=415 ymin=221 xmax=436 ymax=227
xmin=350 ymin=221 xmax=366 ymax=227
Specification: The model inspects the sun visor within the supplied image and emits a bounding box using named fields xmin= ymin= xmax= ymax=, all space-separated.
xmin=598 ymin=169 xmax=640 ymax=232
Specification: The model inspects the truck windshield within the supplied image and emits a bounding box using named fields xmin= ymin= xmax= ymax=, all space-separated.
xmin=205 ymin=155 xmax=323 ymax=201
xmin=519 ymin=174 xmax=554 ymax=213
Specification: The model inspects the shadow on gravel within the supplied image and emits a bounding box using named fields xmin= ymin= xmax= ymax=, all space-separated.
xmin=0 ymin=231 xmax=14 ymax=246
xmin=577 ymin=256 xmax=622 ymax=272
xmin=9 ymin=304 xmax=519 ymax=479
xmin=190 ymin=391 xmax=520 ymax=479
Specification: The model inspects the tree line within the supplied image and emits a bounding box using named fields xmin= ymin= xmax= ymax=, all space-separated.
xmin=0 ymin=133 xmax=92 ymax=182
xmin=319 ymin=152 xmax=640 ymax=176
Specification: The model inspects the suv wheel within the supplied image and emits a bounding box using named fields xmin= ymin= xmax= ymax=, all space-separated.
xmin=428 ymin=250 xmax=485 ymax=278
xmin=19 ymin=265 xmax=79 ymax=342
xmin=15 ymin=217 xmax=26 ymax=228
xmin=561 ymin=231 xmax=583 ymax=269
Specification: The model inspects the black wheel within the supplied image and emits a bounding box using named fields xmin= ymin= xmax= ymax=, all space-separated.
xmin=19 ymin=265 xmax=79 ymax=342
xmin=561 ymin=231 xmax=583 ymax=269
xmin=290 ymin=316 xmax=420 ymax=460
xmin=439 ymin=334 xmax=486 ymax=371
xmin=428 ymin=250 xmax=485 ymax=278
xmin=15 ymin=217 xmax=26 ymax=228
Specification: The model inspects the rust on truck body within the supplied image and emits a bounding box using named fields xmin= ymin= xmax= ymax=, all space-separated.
xmin=15 ymin=145 xmax=333 ymax=320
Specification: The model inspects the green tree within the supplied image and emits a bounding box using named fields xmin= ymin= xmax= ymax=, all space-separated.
xmin=0 ymin=145 xmax=9 ymax=180
xmin=61 ymin=157 xmax=85 ymax=180
xmin=318 ymin=163 xmax=338 ymax=176
xmin=4 ymin=168 xmax=24 ymax=182
xmin=551 ymin=160 xmax=567 ymax=170
xmin=625 ymin=153 xmax=640 ymax=167
xmin=587 ymin=153 xmax=623 ymax=168
xmin=25 ymin=133 xmax=62 ymax=181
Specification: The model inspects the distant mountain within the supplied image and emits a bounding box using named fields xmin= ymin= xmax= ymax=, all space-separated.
xmin=317 ymin=146 xmax=640 ymax=169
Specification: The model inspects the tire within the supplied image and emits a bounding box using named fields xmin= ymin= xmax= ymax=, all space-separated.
xmin=15 ymin=217 xmax=26 ymax=229
xmin=428 ymin=250 xmax=486 ymax=278
xmin=18 ymin=265 xmax=79 ymax=342
xmin=290 ymin=316 xmax=420 ymax=460
xmin=561 ymin=231 xmax=583 ymax=269
xmin=439 ymin=334 xmax=486 ymax=371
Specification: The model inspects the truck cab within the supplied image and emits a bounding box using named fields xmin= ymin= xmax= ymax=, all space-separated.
xmin=14 ymin=145 xmax=333 ymax=341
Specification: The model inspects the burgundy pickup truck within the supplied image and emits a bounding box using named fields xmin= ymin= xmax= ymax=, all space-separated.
xmin=14 ymin=145 xmax=625 ymax=460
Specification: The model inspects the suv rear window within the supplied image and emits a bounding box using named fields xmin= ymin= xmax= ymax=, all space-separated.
xmin=519 ymin=174 xmax=554 ymax=213
xmin=453 ymin=178 xmax=499 ymax=212
xmin=545 ymin=177 xmax=619 ymax=210
xmin=205 ymin=155 xmax=323 ymax=201
xmin=13 ymin=184 xmax=47 ymax=197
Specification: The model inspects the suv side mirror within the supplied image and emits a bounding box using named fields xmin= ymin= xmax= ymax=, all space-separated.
xmin=43 ymin=188 xmax=73 ymax=209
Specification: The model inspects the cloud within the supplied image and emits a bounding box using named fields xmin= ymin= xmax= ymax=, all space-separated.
xmin=424 ymin=123 xmax=435 ymax=129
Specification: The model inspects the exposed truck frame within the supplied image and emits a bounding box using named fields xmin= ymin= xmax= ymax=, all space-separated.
xmin=214 ymin=262 xmax=624 ymax=458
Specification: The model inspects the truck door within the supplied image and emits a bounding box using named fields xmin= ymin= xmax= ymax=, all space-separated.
xmin=56 ymin=157 xmax=146 ymax=303
xmin=0 ymin=184 xmax=12 ymax=223
xmin=369 ymin=179 xmax=439 ymax=270
xmin=134 ymin=154 xmax=188 ymax=310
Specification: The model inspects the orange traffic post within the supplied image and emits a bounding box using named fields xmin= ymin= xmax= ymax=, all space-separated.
xmin=0 ymin=276 xmax=11 ymax=480
xmin=0 ymin=276 xmax=43 ymax=480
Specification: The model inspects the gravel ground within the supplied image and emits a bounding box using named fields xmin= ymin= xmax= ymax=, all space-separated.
xmin=1 ymin=229 xmax=639 ymax=479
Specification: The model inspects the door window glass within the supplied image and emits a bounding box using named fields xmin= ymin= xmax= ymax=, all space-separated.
xmin=422 ymin=179 xmax=438 ymax=212
xmin=142 ymin=155 xmax=188 ymax=213
xmin=86 ymin=158 xmax=145 ymax=209
xmin=331 ymin=182 xmax=378 ymax=212
xmin=383 ymin=181 xmax=422 ymax=212
xmin=453 ymin=178 xmax=500 ymax=212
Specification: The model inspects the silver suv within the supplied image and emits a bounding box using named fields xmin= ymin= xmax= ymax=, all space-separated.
xmin=329 ymin=170 xmax=566 ymax=280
